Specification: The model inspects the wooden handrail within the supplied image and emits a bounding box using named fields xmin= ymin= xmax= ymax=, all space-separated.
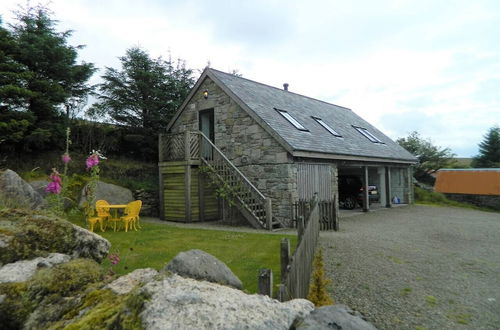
xmin=196 ymin=131 xmax=267 ymax=201
xmin=159 ymin=131 xmax=272 ymax=229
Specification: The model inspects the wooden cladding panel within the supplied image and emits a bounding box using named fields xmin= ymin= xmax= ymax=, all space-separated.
xmin=297 ymin=163 xmax=333 ymax=201
xmin=164 ymin=171 xmax=186 ymax=221
xmin=162 ymin=164 xmax=220 ymax=222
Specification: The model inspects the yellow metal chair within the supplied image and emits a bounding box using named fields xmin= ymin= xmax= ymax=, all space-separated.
xmin=87 ymin=200 xmax=111 ymax=232
xmin=120 ymin=200 xmax=142 ymax=232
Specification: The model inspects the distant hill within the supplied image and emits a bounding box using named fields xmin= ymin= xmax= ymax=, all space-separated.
xmin=450 ymin=158 xmax=473 ymax=168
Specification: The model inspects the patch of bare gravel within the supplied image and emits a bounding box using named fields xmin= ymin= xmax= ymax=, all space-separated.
xmin=320 ymin=205 xmax=500 ymax=330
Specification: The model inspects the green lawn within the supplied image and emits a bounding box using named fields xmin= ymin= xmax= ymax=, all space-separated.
xmin=70 ymin=215 xmax=297 ymax=294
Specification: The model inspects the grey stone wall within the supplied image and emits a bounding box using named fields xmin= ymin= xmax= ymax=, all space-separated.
xmin=169 ymin=77 xmax=297 ymax=225
xmin=444 ymin=193 xmax=500 ymax=210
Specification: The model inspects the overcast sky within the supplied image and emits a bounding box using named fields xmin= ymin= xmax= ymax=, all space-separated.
xmin=2 ymin=0 xmax=499 ymax=157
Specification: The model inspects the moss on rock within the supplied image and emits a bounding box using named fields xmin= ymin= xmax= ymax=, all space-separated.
xmin=0 ymin=208 xmax=109 ymax=265
xmin=48 ymin=288 xmax=150 ymax=329
xmin=29 ymin=258 xmax=104 ymax=299
xmin=0 ymin=281 xmax=32 ymax=329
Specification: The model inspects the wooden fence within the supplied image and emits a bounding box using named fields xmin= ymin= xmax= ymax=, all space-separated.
xmin=277 ymin=196 xmax=320 ymax=301
xmin=292 ymin=195 xmax=339 ymax=231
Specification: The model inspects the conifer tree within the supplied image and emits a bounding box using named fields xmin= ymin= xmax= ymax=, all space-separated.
xmin=307 ymin=248 xmax=334 ymax=307
xmin=472 ymin=125 xmax=500 ymax=168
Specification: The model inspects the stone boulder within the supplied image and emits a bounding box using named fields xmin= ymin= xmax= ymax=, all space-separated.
xmin=0 ymin=170 xmax=45 ymax=209
xmin=141 ymin=274 xmax=314 ymax=330
xmin=0 ymin=209 xmax=110 ymax=265
xmin=29 ymin=179 xmax=49 ymax=198
xmin=30 ymin=179 xmax=73 ymax=210
xmin=79 ymin=181 xmax=134 ymax=207
xmin=106 ymin=268 xmax=159 ymax=295
xmin=296 ymin=304 xmax=378 ymax=330
xmin=71 ymin=224 xmax=111 ymax=262
xmin=164 ymin=249 xmax=243 ymax=289
xmin=0 ymin=253 xmax=70 ymax=284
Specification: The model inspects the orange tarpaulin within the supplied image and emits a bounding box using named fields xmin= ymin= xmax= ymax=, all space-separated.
xmin=434 ymin=169 xmax=500 ymax=195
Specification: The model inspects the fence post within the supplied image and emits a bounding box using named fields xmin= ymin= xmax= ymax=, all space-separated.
xmin=333 ymin=194 xmax=339 ymax=231
xmin=265 ymin=198 xmax=272 ymax=230
xmin=258 ymin=268 xmax=273 ymax=297
xmin=297 ymin=217 xmax=304 ymax=243
xmin=280 ymin=238 xmax=290 ymax=284
xmin=278 ymin=284 xmax=287 ymax=302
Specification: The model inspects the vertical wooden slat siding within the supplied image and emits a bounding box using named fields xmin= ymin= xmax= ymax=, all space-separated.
xmin=161 ymin=163 xmax=219 ymax=222
xmin=297 ymin=163 xmax=332 ymax=201
xmin=292 ymin=199 xmax=338 ymax=231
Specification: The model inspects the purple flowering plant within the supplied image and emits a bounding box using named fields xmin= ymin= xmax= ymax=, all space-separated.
xmin=83 ymin=150 xmax=107 ymax=217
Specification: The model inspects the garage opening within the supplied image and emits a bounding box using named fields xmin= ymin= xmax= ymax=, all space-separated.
xmin=338 ymin=165 xmax=412 ymax=212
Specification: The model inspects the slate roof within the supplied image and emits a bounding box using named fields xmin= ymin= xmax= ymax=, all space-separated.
xmin=208 ymin=69 xmax=417 ymax=163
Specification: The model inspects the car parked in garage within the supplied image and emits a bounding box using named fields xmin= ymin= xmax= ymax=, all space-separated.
xmin=338 ymin=175 xmax=379 ymax=209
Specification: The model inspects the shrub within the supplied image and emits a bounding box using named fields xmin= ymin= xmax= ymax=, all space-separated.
xmin=307 ymin=248 xmax=334 ymax=307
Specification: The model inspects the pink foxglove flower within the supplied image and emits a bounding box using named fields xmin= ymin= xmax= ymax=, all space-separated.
xmin=45 ymin=169 xmax=62 ymax=194
xmin=86 ymin=154 xmax=99 ymax=169
xmin=62 ymin=153 xmax=71 ymax=164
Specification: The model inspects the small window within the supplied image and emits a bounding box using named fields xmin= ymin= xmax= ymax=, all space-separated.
xmin=353 ymin=126 xmax=384 ymax=143
xmin=312 ymin=117 xmax=342 ymax=137
xmin=275 ymin=108 xmax=308 ymax=131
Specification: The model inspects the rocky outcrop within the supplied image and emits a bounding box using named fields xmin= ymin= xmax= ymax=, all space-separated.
xmin=0 ymin=170 xmax=45 ymax=209
xmin=164 ymin=249 xmax=243 ymax=289
xmin=0 ymin=209 xmax=110 ymax=265
xmin=106 ymin=268 xmax=159 ymax=295
xmin=141 ymin=273 xmax=314 ymax=330
xmin=296 ymin=304 xmax=377 ymax=330
xmin=0 ymin=207 xmax=376 ymax=330
xmin=71 ymin=224 xmax=111 ymax=262
xmin=0 ymin=253 xmax=70 ymax=283
xmin=79 ymin=181 xmax=134 ymax=207
xmin=29 ymin=179 xmax=49 ymax=198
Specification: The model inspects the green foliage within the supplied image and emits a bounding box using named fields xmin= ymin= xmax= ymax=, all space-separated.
xmin=397 ymin=131 xmax=456 ymax=184
xmin=88 ymin=47 xmax=194 ymax=159
xmin=414 ymin=186 xmax=496 ymax=212
xmin=0 ymin=17 xmax=33 ymax=109
xmin=0 ymin=4 xmax=95 ymax=154
xmin=307 ymin=248 xmax=334 ymax=307
xmin=414 ymin=187 xmax=450 ymax=205
xmin=472 ymin=125 xmax=500 ymax=168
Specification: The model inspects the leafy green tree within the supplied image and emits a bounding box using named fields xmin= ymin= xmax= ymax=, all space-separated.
xmin=4 ymin=4 xmax=95 ymax=151
xmin=89 ymin=47 xmax=194 ymax=133
xmin=472 ymin=125 xmax=500 ymax=168
xmin=397 ymin=131 xmax=456 ymax=184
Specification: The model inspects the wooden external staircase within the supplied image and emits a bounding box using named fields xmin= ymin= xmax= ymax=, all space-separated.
xmin=159 ymin=131 xmax=274 ymax=230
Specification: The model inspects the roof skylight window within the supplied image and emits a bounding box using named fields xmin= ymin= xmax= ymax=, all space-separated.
xmin=353 ymin=126 xmax=384 ymax=143
xmin=312 ymin=117 xmax=342 ymax=137
xmin=275 ymin=108 xmax=308 ymax=131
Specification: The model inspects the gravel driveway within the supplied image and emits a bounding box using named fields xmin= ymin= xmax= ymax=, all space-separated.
xmin=320 ymin=205 xmax=500 ymax=330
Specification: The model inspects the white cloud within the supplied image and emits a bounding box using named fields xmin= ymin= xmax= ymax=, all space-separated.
xmin=1 ymin=0 xmax=499 ymax=157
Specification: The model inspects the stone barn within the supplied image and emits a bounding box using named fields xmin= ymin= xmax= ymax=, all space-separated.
xmin=158 ymin=68 xmax=417 ymax=229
